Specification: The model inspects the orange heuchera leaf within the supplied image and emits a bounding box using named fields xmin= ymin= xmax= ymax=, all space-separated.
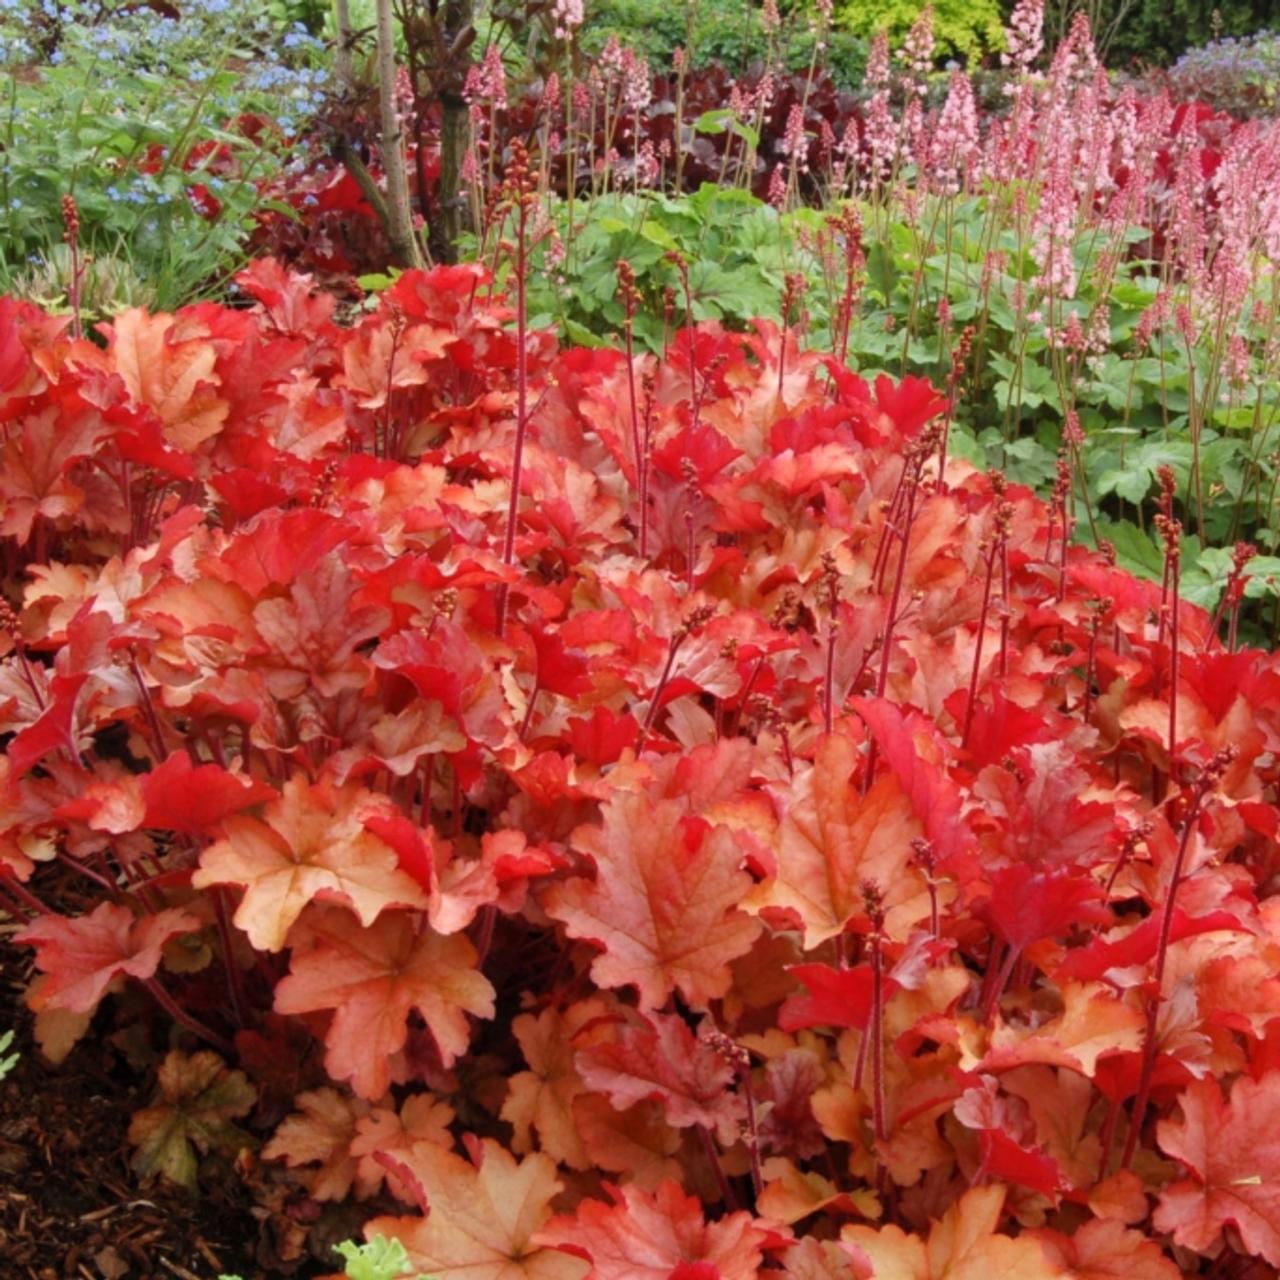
xmin=842 ymin=1185 xmax=1064 ymax=1278
xmin=364 ymin=1137 xmax=587 ymax=1280
xmin=127 ymin=1050 xmax=256 ymax=1190
xmin=747 ymin=734 xmax=925 ymax=947
xmin=501 ymin=997 xmax=614 ymax=1170
xmin=542 ymin=791 xmax=760 ymax=1012
xmin=17 ymin=901 xmax=202 ymax=1018
xmin=778 ymin=1236 xmax=873 ymax=1278
xmin=535 ymin=1178 xmax=776 ymax=1280
xmin=192 ymin=774 xmax=428 ymax=952
xmin=575 ymin=1011 xmax=746 ymax=1145
xmin=106 ymin=308 xmax=227 ymax=451
xmin=272 ymin=906 xmax=495 ymax=1101
xmin=1154 ymin=1074 xmax=1280 ymax=1267
xmin=261 ymin=1087 xmax=377 ymax=1203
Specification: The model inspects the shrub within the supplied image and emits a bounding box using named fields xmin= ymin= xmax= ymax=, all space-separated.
xmin=839 ymin=0 xmax=1006 ymax=64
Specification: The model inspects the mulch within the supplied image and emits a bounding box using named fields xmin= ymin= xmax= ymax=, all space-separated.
xmin=0 ymin=919 xmax=340 ymax=1280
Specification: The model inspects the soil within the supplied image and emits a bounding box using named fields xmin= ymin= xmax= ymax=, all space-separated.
xmin=0 ymin=904 xmax=352 ymax=1280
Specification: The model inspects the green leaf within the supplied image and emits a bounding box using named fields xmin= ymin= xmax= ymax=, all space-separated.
xmin=128 ymin=1051 xmax=257 ymax=1191
xmin=333 ymin=1236 xmax=432 ymax=1280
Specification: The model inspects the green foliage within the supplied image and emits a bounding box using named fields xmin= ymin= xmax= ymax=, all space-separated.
xmin=219 ymin=1235 xmax=434 ymax=1280
xmin=0 ymin=0 xmax=326 ymax=312
xmin=1062 ymin=0 xmax=1277 ymax=67
xmin=839 ymin=0 xmax=1006 ymax=63
xmin=580 ymin=0 xmax=868 ymax=90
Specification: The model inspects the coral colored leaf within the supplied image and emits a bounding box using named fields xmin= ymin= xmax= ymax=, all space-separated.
xmin=127 ymin=1050 xmax=256 ymax=1190
xmin=272 ymin=906 xmax=495 ymax=1101
xmin=204 ymin=508 xmax=354 ymax=595
xmin=1029 ymin=1219 xmax=1182 ymax=1280
xmin=364 ymin=1138 xmax=587 ymax=1280
xmin=1055 ymin=910 xmax=1247 ymax=984
xmin=969 ymin=982 xmax=1146 ymax=1078
xmin=535 ymin=1179 xmax=774 ymax=1280
xmin=106 ymin=308 xmax=227 ymax=451
xmin=1154 ymin=1075 xmax=1280 ymax=1267
xmin=842 ymin=1185 xmax=1063 ymax=1278
xmin=543 ymin=791 xmax=760 ymax=1012
xmin=17 ymin=901 xmax=202 ymax=1017
xmin=748 ymin=734 xmax=925 ymax=947
xmin=192 ymin=774 xmax=428 ymax=952
xmin=139 ymin=750 xmax=277 ymax=833
xmin=575 ymin=1011 xmax=746 ymax=1145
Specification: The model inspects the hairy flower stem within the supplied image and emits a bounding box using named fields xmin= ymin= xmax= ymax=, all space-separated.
xmin=961 ymin=524 xmax=1003 ymax=748
xmin=697 ymin=1123 xmax=739 ymax=1210
xmin=496 ymin=147 xmax=535 ymax=639
xmin=211 ymin=887 xmax=249 ymax=1028
xmin=144 ymin=976 xmax=234 ymax=1057
xmin=1 ymin=873 xmax=49 ymax=917
xmin=1120 ymin=751 xmax=1233 ymax=1170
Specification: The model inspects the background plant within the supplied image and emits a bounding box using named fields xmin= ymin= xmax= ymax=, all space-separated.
xmin=0 ymin=0 xmax=329 ymax=311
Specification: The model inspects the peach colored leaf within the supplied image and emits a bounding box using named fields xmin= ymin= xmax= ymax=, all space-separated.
xmin=963 ymin=982 xmax=1145 ymax=1078
xmin=127 ymin=1050 xmax=256 ymax=1190
xmin=107 ymin=308 xmax=227 ymax=451
xmin=746 ymin=734 xmax=926 ymax=946
xmin=192 ymin=774 xmax=428 ymax=952
xmin=501 ymin=997 xmax=612 ymax=1170
xmin=364 ymin=1138 xmax=587 ymax=1280
xmin=535 ymin=1178 xmax=775 ymax=1280
xmin=273 ymin=906 xmax=494 ymax=1101
xmin=262 ymin=1087 xmax=377 ymax=1203
xmin=542 ymin=791 xmax=760 ymax=1012
xmin=1154 ymin=1075 xmax=1280 ymax=1267
xmin=843 ymin=1185 xmax=1064 ymax=1279
xmin=17 ymin=901 xmax=201 ymax=1016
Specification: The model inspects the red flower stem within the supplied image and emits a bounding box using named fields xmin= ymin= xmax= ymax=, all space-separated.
xmin=129 ymin=651 xmax=168 ymax=759
xmin=55 ymin=850 xmax=117 ymax=893
xmin=518 ymin=683 xmax=540 ymax=743
xmin=1096 ymin=1097 xmax=1120 ymax=1179
xmin=1120 ymin=774 xmax=1217 ymax=1170
xmin=143 ymin=977 xmax=234 ymax=1057
xmin=980 ymin=943 xmax=1020 ymax=1024
xmin=496 ymin=184 xmax=531 ymax=640
xmin=1167 ymin=553 xmax=1180 ymax=765
xmin=474 ymin=903 xmax=497 ymax=968
xmin=2 ymin=873 xmax=50 ymax=915
xmin=870 ymin=928 xmax=887 ymax=1144
xmin=696 ymin=1123 xmax=738 ymax=1210
xmin=737 ymin=1062 xmax=764 ymax=1200
xmin=961 ymin=538 xmax=999 ymax=748
xmin=640 ymin=633 xmax=687 ymax=740
xmin=211 ymin=887 xmax=249 ymax=1028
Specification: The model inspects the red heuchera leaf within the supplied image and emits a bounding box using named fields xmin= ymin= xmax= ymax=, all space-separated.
xmin=1154 ymin=1075 xmax=1280 ymax=1266
xmin=1055 ymin=909 xmax=1247 ymax=984
xmin=6 ymin=672 xmax=88 ymax=777
xmin=974 ymin=864 xmax=1110 ymax=955
xmin=18 ymin=901 xmax=202 ymax=1016
xmin=543 ymin=791 xmax=760 ymax=1012
xmin=852 ymin=697 xmax=969 ymax=868
xmin=535 ymin=1179 xmax=776 ymax=1280
xmin=272 ymin=905 xmax=495 ymax=1100
xmin=191 ymin=773 xmax=428 ymax=952
xmin=202 ymin=508 xmax=355 ymax=595
xmin=139 ymin=750 xmax=277 ymax=833
xmin=779 ymin=963 xmax=881 ymax=1033
xmin=575 ymin=1011 xmax=746 ymax=1145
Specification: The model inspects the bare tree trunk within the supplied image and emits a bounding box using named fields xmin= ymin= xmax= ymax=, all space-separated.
xmin=437 ymin=0 xmax=474 ymax=262
xmin=332 ymin=0 xmax=354 ymax=92
xmin=375 ymin=0 xmax=422 ymax=268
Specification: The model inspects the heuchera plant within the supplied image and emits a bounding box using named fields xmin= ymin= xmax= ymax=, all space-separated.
xmin=3 ymin=256 xmax=1280 ymax=1278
